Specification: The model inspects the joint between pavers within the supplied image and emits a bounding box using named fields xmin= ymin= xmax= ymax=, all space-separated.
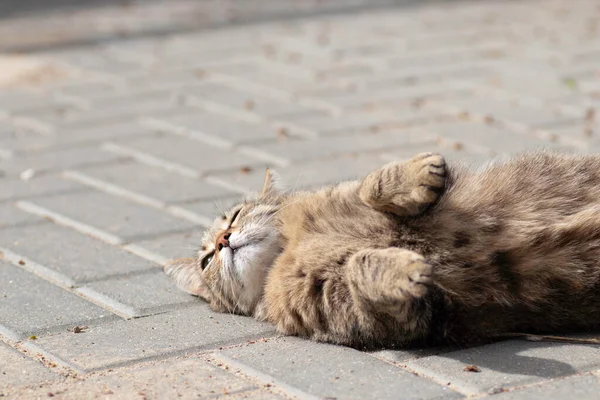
xmin=185 ymin=96 xmax=266 ymax=124
xmin=16 ymin=200 xmax=125 ymax=245
xmin=204 ymin=176 xmax=254 ymax=195
xmin=0 ymin=247 xmax=76 ymax=289
xmin=120 ymin=244 xmax=170 ymax=266
xmin=63 ymin=170 xmax=212 ymax=227
xmin=0 ymin=147 xmax=13 ymax=159
xmin=236 ymin=146 xmax=290 ymax=167
xmin=140 ymin=117 xmax=234 ymax=149
xmin=75 ymin=330 xmax=277 ymax=373
xmin=101 ymin=142 xmax=201 ymax=179
xmin=9 ymin=116 xmax=56 ymax=135
xmin=165 ymin=205 xmax=213 ymax=226
xmin=211 ymin=353 xmax=320 ymax=400
xmin=20 ymin=341 xmax=87 ymax=376
xmin=0 ymin=324 xmax=22 ymax=342
xmin=63 ymin=170 xmax=166 ymax=209
xmin=75 ymin=287 xmax=139 ymax=319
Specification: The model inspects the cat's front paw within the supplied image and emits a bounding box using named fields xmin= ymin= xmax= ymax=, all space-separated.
xmin=408 ymin=152 xmax=447 ymax=204
xmin=350 ymin=248 xmax=433 ymax=303
xmin=374 ymin=248 xmax=433 ymax=299
xmin=359 ymin=152 xmax=447 ymax=217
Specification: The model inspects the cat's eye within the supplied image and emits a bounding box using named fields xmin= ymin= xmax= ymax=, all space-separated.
xmin=230 ymin=208 xmax=242 ymax=225
xmin=201 ymin=253 xmax=214 ymax=270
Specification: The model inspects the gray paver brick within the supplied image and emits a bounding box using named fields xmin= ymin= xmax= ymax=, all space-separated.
xmin=0 ymin=222 xmax=157 ymax=284
xmin=435 ymin=96 xmax=579 ymax=129
xmin=107 ymin=134 xmax=265 ymax=175
xmin=81 ymin=271 xmax=197 ymax=317
xmin=491 ymin=374 xmax=600 ymax=400
xmin=184 ymin=81 xmax=316 ymax=118
xmin=0 ymin=176 xmax=84 ymax=202
xmin=0 ymin=90 xmax=65 ymax=113
xmin=277 ymin=107 xmax=445 ymax=136
xmin=176 ymin=197 xmax=242 ymax=220
xmin=0 ymin=261 xmax=112 ymax=339
xmin=238 ymin=130 xmax=436 ymax=166
xmin=1 ymin=120 xmax=161 ymax=153
xmin=0 ymin=342 xmax=59 ymax=392
xmin=150 ymin=109 xmax=307 ymax=145
xmin=71 ymin=161 xmax=235 ymax=204
xmin=29 ymin=190 xmax=198 ymax=240
xmin=132 ymin=229 xmax=204 ymax=261
xmin=0 ymin=203 xmax=41 ymax=228
xmin=17 ymin=97 xmax=194 ymax=129
xmin=31 ymin=305 xmax=274 ymax=372
xmin=209 ymin=154 xmax=386 ymax=193
xmin=218 ymin=337 xmax=462 ymax=400
xmin=0 ymin=146 xmax=129 ymax=177
xmin=0 ymin=125 xmax=57 ymax=153
xmin=422 ymin=121 xmax=574 ymax=155
xmin=404 ymin=339 xmax=600 ymax=395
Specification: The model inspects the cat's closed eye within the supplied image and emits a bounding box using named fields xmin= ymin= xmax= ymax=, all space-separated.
xmin=201 ymin=253 xmax=214 ymax=270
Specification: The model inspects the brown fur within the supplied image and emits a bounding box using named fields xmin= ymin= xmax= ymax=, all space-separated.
xmin=165 ymin=151 xmax=600 ymax=349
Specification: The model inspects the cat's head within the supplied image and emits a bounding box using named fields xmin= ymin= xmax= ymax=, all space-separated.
xmin=164 ymin=170 xmax=285 ymax=315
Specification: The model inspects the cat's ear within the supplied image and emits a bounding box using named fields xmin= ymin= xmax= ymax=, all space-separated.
xmin=163 ymin=258 xmax=211 ymax=301
xmin=260 ymin=168 xmax=281 ymax=199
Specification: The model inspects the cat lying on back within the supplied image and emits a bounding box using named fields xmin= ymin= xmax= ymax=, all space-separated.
xmin=165 ymin=151 xmax=600 ymax=348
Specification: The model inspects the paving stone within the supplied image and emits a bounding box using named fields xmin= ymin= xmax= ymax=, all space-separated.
xmin=0 ymin=203 xmax=41 ymax=228
xmin=0 ymin=176 xmax=84 ymax=202
xmin=0 ymin=222 xmax=157 ymax=284
xmin=30 ymin=305 xmax=274 ymax=372
xmin=436 ymin=97 xmax=578 ymax=129
xmin=0 ymin=146 xmax=130 ymax=177
xmin=217 ymin=337 xmax=461 ymax=400
xmin=0 ymin=261 xmax=112 ymax=339
xmin=72 ymin=160 xmax=235 ymax=204
xmin=208 ymin=154 xmax=386 ymax=193
xmin=315 ymin=82 xmax=473 ymax=110
xmin=29 ymin=190 xmax=198 ymax=240
xmin=6 ymin=356 xmax=284 ymax=399
xmin=209 ymin=62 xmax=316 ymax=93
xmin=107 ymin=134 xmax=265 ymax=175
xmin=0 ymin=125 xmax=58 ymax=153
xmin=491 ymin=374 xmax=600 ymax=400
xmin=404 ymin=339 xmax=600 ymax=395
xmin=177 ymin=197 xmax=242 ymax=220
xmin=18 ymin=98 xmax=195 ymax=129
xmin=132 ymin=229 xmax=205 ymax=261
xmin=379 ymin=139 xmax=493 ymax=166
xmin=55 ymin=80 xmax=125 ymax=100
xmin=149 ymin=109 xmax=304 ymax=145
xmin=0 ymin=342 xmax=59 ymax=392
xmin=184 ymin=82 xmax=314 ymax=118
xmin=277 ymin=107 xmax=444 ymax=136
xmin=238 ymin=130 xmax=436 ymax=166
xmin=51 ymin=120 xmax=167 ymax=147
xmin=80 ymin=271 xmax=197 ymax=317
xmin=421 ymin=121 xmax=574 ymax=156
xmin=0 ymin=90 xmax=63 ymax=113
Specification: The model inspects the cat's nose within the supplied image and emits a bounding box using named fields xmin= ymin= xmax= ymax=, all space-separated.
xmin=216 ymin=232 xmax=231 ymax=251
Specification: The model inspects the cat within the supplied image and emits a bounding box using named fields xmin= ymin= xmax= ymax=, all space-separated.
xmin=164 ymin=151 xmax=600 ymax=349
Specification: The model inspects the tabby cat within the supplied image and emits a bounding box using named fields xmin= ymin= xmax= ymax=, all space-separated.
xmin=165 ymin=151 xmax=600 ymax=348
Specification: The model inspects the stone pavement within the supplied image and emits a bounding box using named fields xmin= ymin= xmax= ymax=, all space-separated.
xmin=1 ymin=0 xmax=600 ymax=398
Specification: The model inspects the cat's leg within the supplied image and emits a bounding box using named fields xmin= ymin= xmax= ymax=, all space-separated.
xmin=358 ymin=152 xmax=446 ymax=216
xmin=346 ymin=247 xmax=432 ymax=315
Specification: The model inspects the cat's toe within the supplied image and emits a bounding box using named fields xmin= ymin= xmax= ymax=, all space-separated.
xmin=405 ymin=258 xmax=433 ymax=297
xmin=411 ymin=154 xmax=446 ymax=203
